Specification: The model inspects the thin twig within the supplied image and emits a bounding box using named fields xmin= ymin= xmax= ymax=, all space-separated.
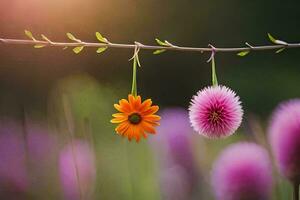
xmin=1 ymin=37 xmax=300 ymax=53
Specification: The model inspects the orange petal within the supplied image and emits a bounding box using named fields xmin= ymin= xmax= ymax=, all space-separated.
xmin=128 ymin=94 xmax=135 ymax=104
xmin=112 ymin=113 xmax=127 ymax=118
xmin=143 ymin=121 xmax=160 ymax=126
xmin=114 ymin=104 xmax=123 ymax=112
xmin=116 ymin=122 xmax=130 ymax=134
xmin=134 ymin=96 xmax=142 ymax=110
xmin=122 ymin=125 xmax=130 ymax=137
xmin=119 ymin=99 xmax=131 ymax=113
xmin=139 ymin=128 xmax=148 ymax=139
xmin=126 ymin=126 xmax=133 ymax=141
xmin=143 ymin=114 xmax=161 ymax=122
xmin=112 ymin=118 xmax=127 ymax=122
xmin=151 ymin=122 xmax=160 ymax=126
xmin=141 ymin=121 xmax=156 ymax=134
xmin=139 ymin=99 xmax=152 ymax=112
xmin=134 ymin=126 xmax=141 ymax=142
xmin=142 ymin=105 xmax=159 ymax=116
xmin=142 ymin=131 xmax=148 ymax=138
xmin=111 ymin=117 xmax=127 ymax=123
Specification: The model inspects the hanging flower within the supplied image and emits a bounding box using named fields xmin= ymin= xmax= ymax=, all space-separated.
xmin=211 ymin=142 xmax=273 ymax=200
xmin=189 ymin=85 xmax=243 ymax=138
xmin=111 ymin=94 xmax=161 ymax=142
xmin=268 ymin=99 xmax=300 ymax=182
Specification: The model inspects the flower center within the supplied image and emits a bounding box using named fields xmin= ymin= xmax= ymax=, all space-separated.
xmin=210 ymin=110 xmax=221 ymax=123
xmin=128 ymin=113 xmax=142 ymax=124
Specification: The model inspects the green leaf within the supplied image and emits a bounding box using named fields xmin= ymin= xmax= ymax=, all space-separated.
xmin=73 ymin=46 xmax=84 ymax=54
xmin=34 ymin=44 xmax=46 ymax=48
xmin=96 ymin=47 xmax=108 ymax=53
xmin=275 ymin=40 xmax=288 ymax=45
xmin=276 ymin=48 xmax=285 ymax=53
xmin=267 ymin=33 xmax=287 ymax=45
xmin=67 ymin=33 xmax=81 ymax=42
xmin=67 ymin=33 xmax=76 ymax=41
xmin=237 ymin=51 xmax=250 ymax=56
xmin=41 ymin=34 xmax=51 ymax=43
xmin=25 ymin=30 xmax=36 ymax=41
xmin=155 ymin=38 xmax=168 ymax=46
xmin=95 ymin=32 xmax=108 ymax=43
xmin=153 ymin=49 xmax=166 ymax=55
xmin=268 ymin=33 xmax=276 ymax=43
xmin=164 ymin=40 xmax=174 ymax=46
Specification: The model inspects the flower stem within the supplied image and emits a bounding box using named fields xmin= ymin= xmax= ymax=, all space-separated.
xmin=211 ymin=55 xmax=218 ymax=86
xmin=131 ymin=56 xmax=138 ymax=96
xmin=294 ymin=182 xmax=299 ymax=200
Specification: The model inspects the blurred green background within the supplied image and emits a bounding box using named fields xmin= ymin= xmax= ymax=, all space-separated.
xmin=0 ymin=0 xmax=299 ymax=199
xmin=1 ymin=0 xmax=300 ymax=116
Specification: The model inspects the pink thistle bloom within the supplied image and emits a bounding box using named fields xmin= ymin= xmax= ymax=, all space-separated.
xmin=189 ymin=85 xmax=243 ymax=138
xmin=268 ymin=99 xmax=300 ymax=182
xmin=211 ymin=142 xmax=273 ymax=200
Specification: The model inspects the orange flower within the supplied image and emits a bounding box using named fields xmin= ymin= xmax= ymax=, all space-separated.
xmin=111 ymin=94 xmax=161 ymax=142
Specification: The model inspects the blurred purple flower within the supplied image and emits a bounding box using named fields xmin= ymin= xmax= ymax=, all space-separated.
xmin=160 ymin=166 xmax=190 ymax=200
xmin=0 ymin=120 xmax=61 ymax=199
xmin=268 ymin=99 xmax=300 ymax=182
xmin=189 ymin=85 xmax=243 ymax=138
xmin=0 ymin=121 xmax=29 ymax=196
xmin=24 ymin=122 xmax=59 ymax=196
xmin=151 ymin=108 xmax=199 ymax=199
xmin=59 ymin=140 xmax=96 ymax=200
xmin=26 ymin=123 xmax=57 ymax=165
xmin=211 ymin=142 xmax=272 ymax=200
xmin=157 ymin=108 xmax=194 ymax=169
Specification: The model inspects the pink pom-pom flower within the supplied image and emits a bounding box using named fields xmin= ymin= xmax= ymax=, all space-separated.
xmin=211 ymin=142 xmax=273 ymax=200
xmin=189 ymin=85 xmax=243 ymax=138
xmin=268 ymin=99 xmax=300 ymax=182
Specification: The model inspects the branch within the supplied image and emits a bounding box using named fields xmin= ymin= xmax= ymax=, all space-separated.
xmin=0 ymin=31 xmax=299 ymax=55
